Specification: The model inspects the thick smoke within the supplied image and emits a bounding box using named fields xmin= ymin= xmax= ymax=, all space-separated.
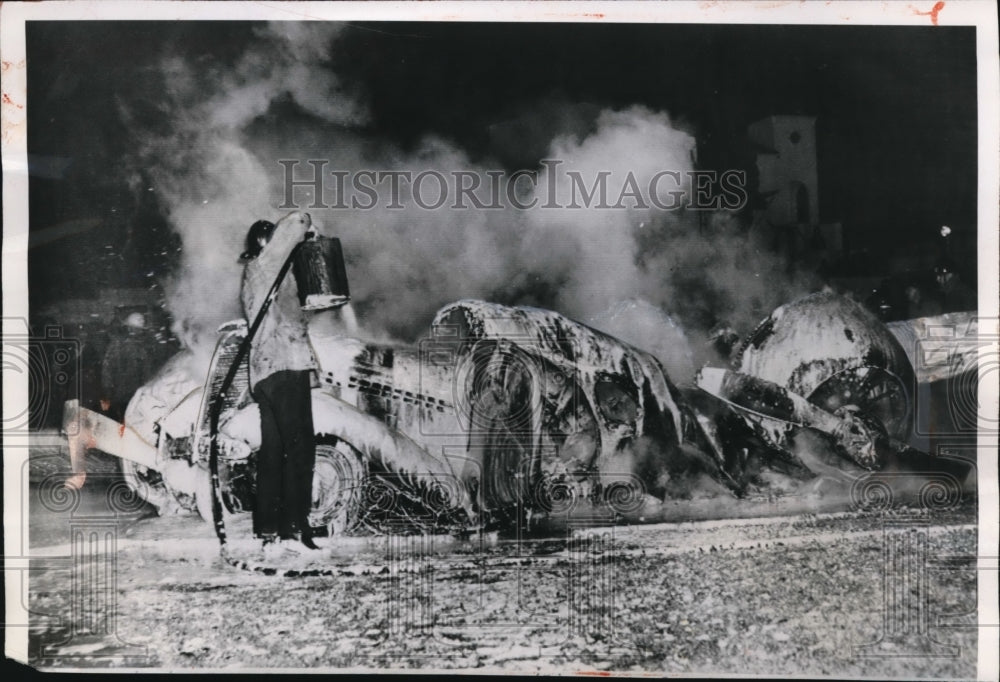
xmin=134 ymin=22 xmax=813 ymax=384
xmin=133 ymin=23 xmax=365 ymax=369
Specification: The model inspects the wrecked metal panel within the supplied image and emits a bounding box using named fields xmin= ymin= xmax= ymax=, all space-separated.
xmin=737 ymin=291 xmax=914 ymax=399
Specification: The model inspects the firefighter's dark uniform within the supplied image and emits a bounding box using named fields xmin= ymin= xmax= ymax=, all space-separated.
xmin=101 ymin=326 xmax=156 ymax=423
xmin=240 ymin=211 xmax=317 ymax=541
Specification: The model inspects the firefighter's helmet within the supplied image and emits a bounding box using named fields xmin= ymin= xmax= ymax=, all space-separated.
xmin=124 ymin=312 xmax=146 ymax=330
xmin=240 ymin=220 xmax=276 ymax=261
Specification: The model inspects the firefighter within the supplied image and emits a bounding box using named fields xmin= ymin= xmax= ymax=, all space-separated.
xmin=240 ymin=211 xmax=322 ymax=556
xmin=100 ymin=312 xmax=156 ymax=423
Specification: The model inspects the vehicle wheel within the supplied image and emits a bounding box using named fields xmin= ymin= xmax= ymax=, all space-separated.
xmin=309 ymin=436 xmax=367 ymax=534
xmin=807 ymin=366 xmax=910 ymax=441
xmin=464 ymin=342 xmax=541 ymax=515
xmin=120 ymin=460 xmax=189 ymax=515
xmin=737 ymin=292 xmax=915 ymax=442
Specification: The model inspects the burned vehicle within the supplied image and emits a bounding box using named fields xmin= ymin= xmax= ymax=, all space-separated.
xmin=62 ymin=289 xmax=973 ymax=537
xmin=697 ymin=292 xmax=914 ymax=470
xmin=64 ymin=299 xmax=703 ymax=534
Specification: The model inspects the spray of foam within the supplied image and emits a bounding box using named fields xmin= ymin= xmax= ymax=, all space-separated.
xmin=133 ymin=22 xmax=812 ymax=384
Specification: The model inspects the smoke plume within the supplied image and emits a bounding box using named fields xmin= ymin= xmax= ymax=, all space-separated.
xmin=132 ymin=22 xmax=814 ymax=383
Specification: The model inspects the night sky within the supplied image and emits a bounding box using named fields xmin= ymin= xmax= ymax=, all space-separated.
xmin=25 ymin=20 xmax=978 ymax=318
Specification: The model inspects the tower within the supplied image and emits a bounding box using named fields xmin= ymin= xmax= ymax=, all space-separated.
xmin=748 ymin=115 xmax=820 ymax=227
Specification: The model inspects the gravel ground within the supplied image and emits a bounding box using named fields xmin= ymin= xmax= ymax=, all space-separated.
xmin=20 ymin=441 xmax=980 ymax=676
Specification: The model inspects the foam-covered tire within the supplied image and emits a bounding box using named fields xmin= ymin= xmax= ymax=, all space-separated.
xmin=309 ymin=436 xmax=368 ymax=534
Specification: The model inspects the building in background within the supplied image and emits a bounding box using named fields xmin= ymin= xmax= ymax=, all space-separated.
xmin=747 ymin=115 xmax=844 ymax=274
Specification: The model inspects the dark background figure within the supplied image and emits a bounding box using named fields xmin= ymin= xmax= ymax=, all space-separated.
xmin=866 ymin=273 xmax=931 ymax=322
xmin=864 ymin=227 xmax=978 ymax=322
xmin=100 ymin=311 xmax=157 ymax=423
xmin=77 ymin=323 xmax=108 ymax=414
xmin=923 ymin=227 xmax=976 ymax=315
xmin=929 ymin=256 xmax=976 ymax=315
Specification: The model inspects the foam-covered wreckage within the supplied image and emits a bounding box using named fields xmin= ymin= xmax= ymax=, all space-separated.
xmin=699 ymin=292 xmax=915 ymax=470
xmin=62 ymin=291 xmax=972 ymax=535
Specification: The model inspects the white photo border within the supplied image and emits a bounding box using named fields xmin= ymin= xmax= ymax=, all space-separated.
xmin=3 ymin=2 xmax=997 ymax=677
